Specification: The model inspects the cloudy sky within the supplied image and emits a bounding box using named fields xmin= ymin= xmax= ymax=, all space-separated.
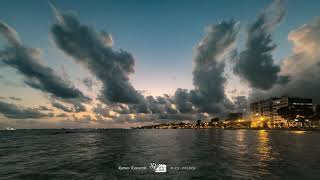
xmin=1 ymin=0 xmax=320 ymax=128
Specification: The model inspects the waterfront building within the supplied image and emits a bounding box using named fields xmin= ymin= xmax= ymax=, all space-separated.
xmin=250 ymin=99 xmax=276 ymax=128
xmin=250 ymin=96 xmax=313 ymax=128
xmin=261 ymin=99 xmax=277 ymax=127
xmin=272 ymin=97 xmax=313 ymax=128
xmin=250 ymin=101 xmax=263 ymax=116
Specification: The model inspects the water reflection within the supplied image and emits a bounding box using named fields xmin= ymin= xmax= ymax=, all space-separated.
xmin=125 ymin=130 xmax=193 ymax=166
xmin=257 ymin=130 xmax=273 ymax=162
xmin=253 ymin=130 xmax=275 ymax=177
xmin=2 ymin=129 xmax=320 ymax=179
xmin=236 ymin=130 xmax=247 ymax=155
xmin=291 ymin=130 xmax=306 ymax=135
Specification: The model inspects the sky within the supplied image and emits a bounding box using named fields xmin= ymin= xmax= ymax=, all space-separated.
xmin=1 ymin=0 xmax=320 ymax=128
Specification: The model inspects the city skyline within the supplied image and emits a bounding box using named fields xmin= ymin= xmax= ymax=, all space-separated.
xmin=1 ymin=0 xmax=320 ymax=128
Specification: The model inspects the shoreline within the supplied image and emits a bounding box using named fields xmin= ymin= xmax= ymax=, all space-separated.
xmin=133 ymin=127 xmax=320 ymax=131
xmin=1 ymin=128 xmax=320 ymax=131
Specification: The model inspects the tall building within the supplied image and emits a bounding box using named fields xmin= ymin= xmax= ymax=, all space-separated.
xmin=272 ymin=97 xmax=313 ymax=128
xmin=250 ymin=100 xmax=263 ymax=116
xmin=250 ymin=96 xmax=313 ymax=128
xmin=249 ymin=99 xmax=275 ymax=127
xmin=261 ymin=99 xmax=275 ymax=121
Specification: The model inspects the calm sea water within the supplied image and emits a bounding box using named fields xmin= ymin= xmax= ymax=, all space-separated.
xmin=0 ymin=129 xmax=319 ymax=180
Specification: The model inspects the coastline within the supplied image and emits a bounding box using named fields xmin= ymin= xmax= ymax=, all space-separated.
xmin=1 ymin=127 xmax=320 ymax=131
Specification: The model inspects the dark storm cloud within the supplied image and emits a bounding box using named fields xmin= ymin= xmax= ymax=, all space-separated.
xmin=52 ymin=98 xmax=86 ymax=113
xmin=92 ymin=103 xmax=148 ymax=119
xmin=129 ymin=102 xmax=149 ymax=114
xmin=50 ymin=6 xmax=144 ymax=105
xmin=112 ymin=104 xmax=130 ymax=114
xmin=232 ymin=96 xmax=248 ymax=113
xmin=0 ymin=21 xmax=89 ymax=103
xmin=251 ymin=17 xmax=320 ymax=104
xmin=93 ymin=102 xmax=130 ymax=116
xmin=51 ymin=101 xmax=73 ymax=113
xmin=146 ymin=96 xmax=164 ymax=114
xmin=9 ymin=96 xmax=22 ymax=101
xmin=174 ymin=88 xmax=194 ymax=113
xmin=92 ymin=104 xmax=115 ymax=118
xmin=233 ymin=0 xmax=289 ymax=90
xmin=73 ymin=103 xmax=86 ymax=112
xmin=0 ymin=100 xmax=47 ymax=119
xmin=190 ymin=20 xmax=238 ymax=113
xmin=64 ymin=98 xmax=87 ymax=112
xmin=144 ymin=95 xmax=179 ymax=114
xmin=49 ymin=4 xmax=243 ymax=119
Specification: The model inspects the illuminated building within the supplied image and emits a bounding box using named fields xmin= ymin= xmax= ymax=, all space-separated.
xmin=250 ymin=97 xmax=313 ymax=128
xmin=250 ymin=98 xmax=277 ymax=128
xmin=273 ymin=97 xmax=313 ymax=128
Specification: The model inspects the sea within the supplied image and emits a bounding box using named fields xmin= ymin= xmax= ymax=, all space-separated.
xmin=0 ymin=129 xmax=319 ymax=180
